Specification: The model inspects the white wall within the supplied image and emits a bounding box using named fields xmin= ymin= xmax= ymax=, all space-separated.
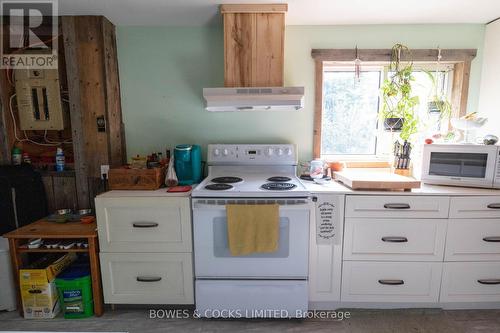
xmin=478 ymin=19 xmax=500 ymax=137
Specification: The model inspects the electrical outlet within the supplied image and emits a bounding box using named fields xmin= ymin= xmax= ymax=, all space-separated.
xmin=100 ymin=165 xmax=110 ymax=180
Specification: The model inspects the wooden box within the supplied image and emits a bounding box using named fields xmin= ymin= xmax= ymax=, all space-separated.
xmin=108 ymin=167 xmax=165 ymax=190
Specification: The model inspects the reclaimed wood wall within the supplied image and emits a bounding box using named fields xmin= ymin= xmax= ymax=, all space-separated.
xmin=0 ymin=16 xmax=126 ymax=211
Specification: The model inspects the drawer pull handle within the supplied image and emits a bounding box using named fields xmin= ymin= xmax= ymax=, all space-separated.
xmin=382 ymin=236 xmax=408 ymax=243
xmin=483 ymin=237 xmax=500 ymax=242
xmin=477 ymin=279 xmax=500 ymax=285
xmin=378 ymin=279 xmax=405 ymax=286
xmin=132 ymin=222 xmax=159 ymax=228
xmin=383 ymin=203 xmax=411 ymax=210
xmin=487 ymin=203 xmax=500 ymax=209
xmin=136 ymin=276 xmax=162 ymax=282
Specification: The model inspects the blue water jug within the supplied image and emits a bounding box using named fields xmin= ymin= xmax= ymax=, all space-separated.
xmin=174 ymin=144 xmax=202 ymax=185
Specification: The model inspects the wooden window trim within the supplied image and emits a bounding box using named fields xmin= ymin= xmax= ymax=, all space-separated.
xmin=312 ymin=48 xmax=477 ymax=159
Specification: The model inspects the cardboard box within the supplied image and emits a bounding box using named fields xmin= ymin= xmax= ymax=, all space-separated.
xmin=19 ymin=253 xmax=77 ymax=319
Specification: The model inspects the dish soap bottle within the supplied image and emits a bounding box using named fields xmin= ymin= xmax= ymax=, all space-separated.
xmin=55 ymin=147 xmax=65 ymax=172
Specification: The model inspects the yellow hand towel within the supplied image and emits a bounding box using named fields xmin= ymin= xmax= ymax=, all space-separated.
xmin=226 ymin=204 xmax=280 ymax=256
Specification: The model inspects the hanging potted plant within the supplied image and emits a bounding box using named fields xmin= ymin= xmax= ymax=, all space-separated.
xmin=424 ymin=71 xmax=452 ymax=119
xmin=380 ymin=44 xmax=420 ymax=173
xmin=380 ymin=44 xmax=420 ymax=136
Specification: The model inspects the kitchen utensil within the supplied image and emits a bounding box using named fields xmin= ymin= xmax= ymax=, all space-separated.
xmin=77 ymin=209 xmax=92 ymax=216
xmin=28 ymin=238 xmax=43 ymax=249
xmin=59 ymin=241 xmax=75 ymax=250
xmin=80 ymin=216 xmax=96 ymax=224
xmin=483 ymin=135 xmax=499 ymax=145
xmin=167 ymin=185 xmax=192 ymax=192
xmin=56 ymin=209 xmax=72 ymax=215
xmin=313 ymin=178 xmax=329 ymax=185
xmin=334 ymin=169 xmax=421 ymax=191
xmin=300 ymin=174 xmax=331 ymax=182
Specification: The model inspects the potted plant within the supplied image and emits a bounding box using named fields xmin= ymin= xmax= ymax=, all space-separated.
xmin=380 ymin=44 xmax=420 ymax=172
xmin=380 ymin=44 xmax=420 ymax=140
xmin=424 ymin=71 xmax=452 ymax=119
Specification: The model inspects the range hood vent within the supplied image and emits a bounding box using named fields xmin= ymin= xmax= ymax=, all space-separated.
xmin=203 ymin=87 xmax=304 ymax=112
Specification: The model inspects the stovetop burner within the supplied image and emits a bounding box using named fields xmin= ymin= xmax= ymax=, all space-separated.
xmin=205 ymin=183 xmax=233 ymax=191
xmin=261 ymin=182 xmax=297 ymax=191
xmin=267 ymin=176 xmax=292 ymax=182
xmin=211 ymin=177 xmax=243 ymax=184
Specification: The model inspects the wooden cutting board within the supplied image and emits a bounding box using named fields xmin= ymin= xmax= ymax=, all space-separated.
xmin=334 ymin=169 xmax=421 ymax=191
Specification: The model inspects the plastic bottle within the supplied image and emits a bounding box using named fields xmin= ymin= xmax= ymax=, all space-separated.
xmin=12 ymin=147 xmax=22 ymax=165
xmin=55 ymin=147 xmax=65 ymax=172
xmin=22 ymin=152 xmax=31 ymax=164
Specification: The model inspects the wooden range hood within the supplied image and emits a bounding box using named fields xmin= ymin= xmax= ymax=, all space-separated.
xmin=202 ymin=3 xmax=304 ymax=112
xmin=221 ymin=4 xmax=287 ymax=87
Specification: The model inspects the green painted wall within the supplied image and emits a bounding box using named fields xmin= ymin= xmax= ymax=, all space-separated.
xmin=116 ymin=24 xmax=485 ymax=162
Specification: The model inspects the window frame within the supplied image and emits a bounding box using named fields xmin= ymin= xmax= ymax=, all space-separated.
xmin=311 ymin=48 xmax=477 ymax=160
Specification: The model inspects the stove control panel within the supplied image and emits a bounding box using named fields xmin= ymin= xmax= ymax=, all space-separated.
xmin=208 ymin=144 xmax=297 ymax=165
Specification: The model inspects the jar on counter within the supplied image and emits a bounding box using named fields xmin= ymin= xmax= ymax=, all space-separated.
xmin=309 ymin=159 xmax=325 ymax=179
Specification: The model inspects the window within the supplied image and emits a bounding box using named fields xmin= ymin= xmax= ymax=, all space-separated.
xmin=320 ymin=63 xmax=453 ymax=160
xmin=321 ymin=68 xmax=382 ymax=155
xmin=311 ymin=48 xmax=477 ymax=161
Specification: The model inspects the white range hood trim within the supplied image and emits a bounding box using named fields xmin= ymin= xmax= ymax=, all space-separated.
xmin=203 ymin=86 xmax=305 ymax=112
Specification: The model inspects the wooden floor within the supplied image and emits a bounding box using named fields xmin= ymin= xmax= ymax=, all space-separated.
xmin=1 ymin=308 xmax=500 ymax=333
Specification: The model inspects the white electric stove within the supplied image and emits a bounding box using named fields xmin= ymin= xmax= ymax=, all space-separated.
xmin=192 ymin=144 xmax=311 ymax=318
xmin=192 ymin=144 xmax=309 ymax=198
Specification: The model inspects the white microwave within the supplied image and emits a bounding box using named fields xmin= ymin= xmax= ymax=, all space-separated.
xmin=421 ymin=144 xmax=500 ymax=189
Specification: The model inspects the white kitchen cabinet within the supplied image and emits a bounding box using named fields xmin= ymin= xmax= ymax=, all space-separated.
xmin=305 ymin=188 xmax=500 ymax=309
xmin=345 ymin=195 xmax=449 ymax=219
xmin=441 ymin=262 xmax=500 ymax=303
xmin=95 ymin=190 xmax=194 ymax=305
xmin=449 ymin=196 xmax=500 ymax=219
xmin=96 ymin=197 xmax=192 ymax=252
xmin=100 ymin=252 xmax=194 ymax=304
xmin=344 ymin=218 xmax=447 ymax=261
xmin=341 ymin=261 xmax=443 ymax=303
xmin=442 ymin=196 xmax=500 ymax=306
xmin=308 ymin=194 xmax=344 ymax=308
xmin=445 ymin=219 xmax=500 ymax=261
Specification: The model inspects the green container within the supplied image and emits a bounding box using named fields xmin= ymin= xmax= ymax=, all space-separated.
xmin=55 ymin=265 xmax=93 ymax=319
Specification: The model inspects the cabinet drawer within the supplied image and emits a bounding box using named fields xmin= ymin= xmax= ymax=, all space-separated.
xmin=100 ymin=253 xmax=194 ymax=304
xmin=345 ymin=196 xmax=449 ymax=218
xmin=450 ymin=197 xmax=500 ymax=218
xmin=441 ymin=262 xmax=500 ymax=302
xmin=344 ymin=218 xmax=446 ymax=261
xmin=445 ymin=219 xmax=500 ymax=261
xmin=96 ymin=197 xmax=192 ymax=252
xmin=341 ymin=261 xmax=442 ymax=303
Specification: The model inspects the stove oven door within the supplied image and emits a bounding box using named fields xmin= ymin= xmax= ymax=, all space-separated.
xmin=193 ymin=198 xmax=310 ymax=279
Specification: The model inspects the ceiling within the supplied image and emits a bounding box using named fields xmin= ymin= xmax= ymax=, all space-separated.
xmin=58 ymin=0 xmax=500 ymax=26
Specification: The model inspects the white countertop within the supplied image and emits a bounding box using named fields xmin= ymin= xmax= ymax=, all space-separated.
xmin=303 ymin=179 xmax=500 ymax=196
xmin=95 ymin=180 xmax=500 ymax=198
xmin=97 ymin=187 xmax=192 ymax=198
